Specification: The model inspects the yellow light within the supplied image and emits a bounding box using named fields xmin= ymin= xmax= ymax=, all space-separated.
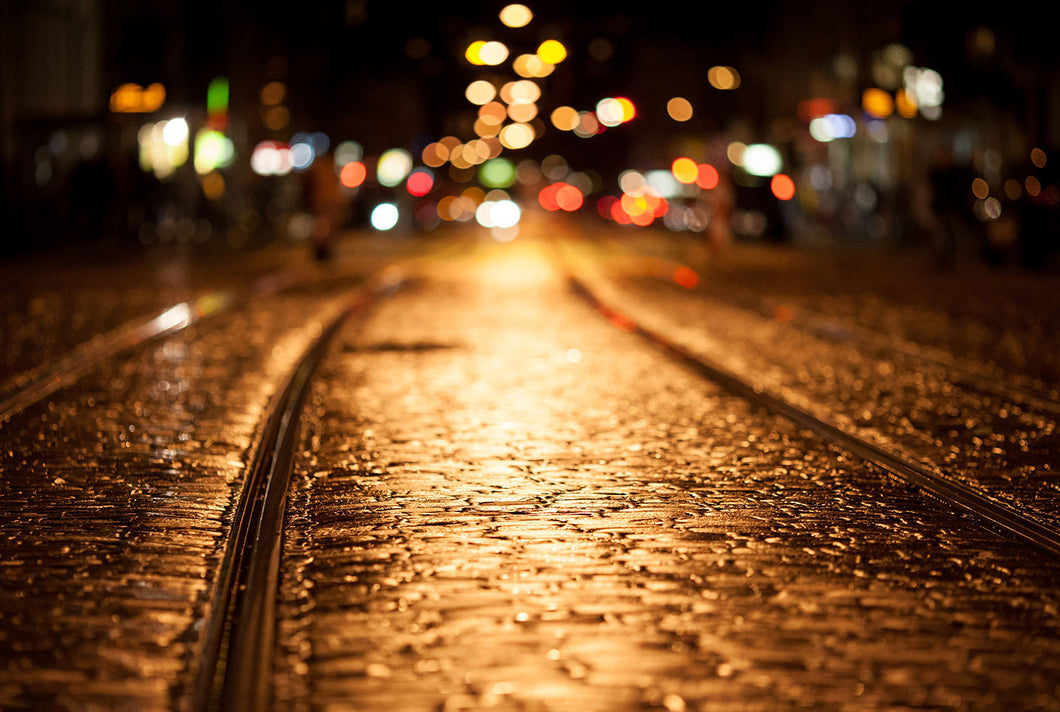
xmin=499 ymin=4 xmax=533 ymax=28
xmin=537 ymin=40 xmax=567 ymax=64
xmin=667 ymin=97 xmax=693 ymax=122
xmin=465 ymin=40 xmax=487 ymax=65
xmin=672 ymin=157 xmax=698 ymax=184
xmin=862 ymin=88 xmax=894 ymax=118
xmin=616 ymin=97 xmax=636 ymax=122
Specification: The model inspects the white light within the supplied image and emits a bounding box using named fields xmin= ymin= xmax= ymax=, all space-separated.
xmin=826 ymin=114 xmax=856 ymax=138
xmin=289 ymin=142 xmax=315 ymax=170
xmin=162 ymin=118 xmax=188 ymax=146
xmin=251 ymin=144 xmax=280 ymax=175
xmin=370 ymin=203 xmax=400 ymax=230
xmin=377 ymin=148 xmax=413 ymax=187
xmin=618 ymin=169 xmax=645 ymax=194
xmin=490 ymin=199 xmax=521 ymax=228
xmin=742 ymin=143 xmax=783 ymax=177
xmin=809 ymin=118 xmax=833 ymax=142
xmin=809 ymin=114 xmax=856 ymax=143
xmin=476 ymin=200 xmax=497 ymax=228
xmin=596 ymin=98 xmax=624 ymax=127
xmin=334 ymin=140 xmax=363 ymax=166
xmin=645 ymin=169 xmax=681 ymax=198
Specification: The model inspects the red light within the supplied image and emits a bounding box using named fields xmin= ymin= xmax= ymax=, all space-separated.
xmin=340 ymin=161 xmax=366 ymax=188
xmin=695 ymin=163 xmax=719 ymax=190
xmin=797 ymin=98 xmax=835 ymax=122
xmin=406 ymin=169 xmax=434 ymax=196
xmin=770 ymin=173 xmax=796 ymax=201
xmin=673 ymin=266 xmax=699 ymax=289
xmin=597 ymin=195 xmax=618 ymax=220
xmin=538 ymin=183 xmax=561 ymax=211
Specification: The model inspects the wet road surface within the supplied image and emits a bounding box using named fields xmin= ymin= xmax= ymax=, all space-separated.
xmin=2 ymin=221 xmax=1060 ymax=710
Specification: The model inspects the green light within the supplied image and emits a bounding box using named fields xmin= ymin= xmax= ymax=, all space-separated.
xmin=207 ymin=77 xmax=229 ymax=116
xmin=479 ymin=158 xmax=516 ymax=188
xmin=194 ymin=129 xmax=234 ymax=174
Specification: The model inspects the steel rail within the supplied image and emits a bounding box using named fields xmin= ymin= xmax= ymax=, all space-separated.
xmin=565 ymin=269 xmax=1060 ymax=562
xmin=190 ymin=269 xmax=404 ymax=712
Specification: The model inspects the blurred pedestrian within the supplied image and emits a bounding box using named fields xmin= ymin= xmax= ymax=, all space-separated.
xmin=302 ymin=153 xmax=344 ymax=261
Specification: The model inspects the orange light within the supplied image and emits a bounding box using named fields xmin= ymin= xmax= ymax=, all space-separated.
xmin=667 ymin=97 xmax=693 ymax=122
xmin=862 ymin=88 xmax=894 ymax=118
xmin=340 ymin=161 xmax=367 ymax=188
xmin=556 ymin=184 xmax=584 ymax=211
xmin=895 ymin=89 xmax=917 ymax=118
xmin=708 ymin=66 xmax=740 ymax=90
xmin=770 ymin=173 xmax=796 ymax=201
xmin=109 ymin=82 xmax=167 ymax=113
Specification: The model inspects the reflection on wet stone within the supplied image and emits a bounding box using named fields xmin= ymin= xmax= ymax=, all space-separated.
xmin=276 ymin=243 xmax=1060 ymax=711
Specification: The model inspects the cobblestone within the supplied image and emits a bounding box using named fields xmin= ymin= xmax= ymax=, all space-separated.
xmin=277 ymin=237 xmax=1060 ymax=712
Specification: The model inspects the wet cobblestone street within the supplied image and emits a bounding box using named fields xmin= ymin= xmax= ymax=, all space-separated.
xmin=277 ymin=236 xmax=1060 ymax=711
xmin=2 ymin=227 xmax=1060 ymax=711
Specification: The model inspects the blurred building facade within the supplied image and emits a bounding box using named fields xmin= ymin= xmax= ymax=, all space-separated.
xmin=1 ymin=1 xmax=1057 ymax=265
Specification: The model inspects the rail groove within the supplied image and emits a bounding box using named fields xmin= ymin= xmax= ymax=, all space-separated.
xmin=191 ymin=269 xmax=404 ymax=712
xmin=565 ymin=271 xmax=1060 ymax=562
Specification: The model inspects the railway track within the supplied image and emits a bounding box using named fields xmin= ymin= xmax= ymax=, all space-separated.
xmin=554 ymin=238 xmax=1060 ymax=562
xmin=190 ymin=267 xmax=404 ymax=711
xmin=0 ymin=266 xmax=315 ymax=425
xmin=4 ymin=234 xmax=1060 ymax=710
